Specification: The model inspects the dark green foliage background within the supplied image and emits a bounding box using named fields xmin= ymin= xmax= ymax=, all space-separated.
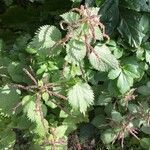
xmin=0 ymin=0 xmax=150 ymax=149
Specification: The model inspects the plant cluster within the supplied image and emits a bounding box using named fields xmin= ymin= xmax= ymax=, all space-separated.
xmin=0 ymin=0 xmax=150 ymax=149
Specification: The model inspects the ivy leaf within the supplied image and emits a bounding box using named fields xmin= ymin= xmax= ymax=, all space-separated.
xmin=89 ymin=44 xmax=119 ymax=72
xmin=118 ymin=9 xmax=145 ymax=47
xmin=60 ymin=12 xmax=80 ymax=23
xmin=68 ymin=83 xmax=94 ymax=114
xmin=65 ymin=40 xmax=86 ymax=64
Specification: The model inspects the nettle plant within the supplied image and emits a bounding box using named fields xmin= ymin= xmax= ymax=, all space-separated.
xmin=0 ymin=0 xmax=150 ymax=149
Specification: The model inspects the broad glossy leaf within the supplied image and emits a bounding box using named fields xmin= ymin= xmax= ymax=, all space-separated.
xmin=89 ymin=44 xmax=119 ymax=72
xmin=68 ymin=83 xmax=94 ymax=114
xmin=100 ymin=0 xmax=119 ymax=35
xmin=118 ymin=9 xmax=145 ymax=47
xmin=123 ymin=64 xmax=141 ymax=78
xmin=120 ymin=0 xmax=150 ymax=12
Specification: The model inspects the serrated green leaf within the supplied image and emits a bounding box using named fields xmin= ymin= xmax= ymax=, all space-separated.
xmin=27 ymin=25 xmax=62 ymax=57
xmin=22 ymin=95 xmax=47 ymax=123
xmin=61 ymin=12 xmax=80 ymax=23
xmin=89 ymin=44 xmax=119 ymax=72
xmin=68 ymin=83 xmax=94 ymax=114
xmin=34 ymin=119 xmax=49 ymax=137
xmin=118 ymin=10 xmax=145 ymax=47
xmin=65 ymin=40 xmax=86 ymax=64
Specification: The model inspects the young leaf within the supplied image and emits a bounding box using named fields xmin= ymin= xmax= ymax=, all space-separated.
xmin=68 ymin=83 xmax=94 ymax=114
xmin=89 ymin=44 xmax=119 ymax=72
